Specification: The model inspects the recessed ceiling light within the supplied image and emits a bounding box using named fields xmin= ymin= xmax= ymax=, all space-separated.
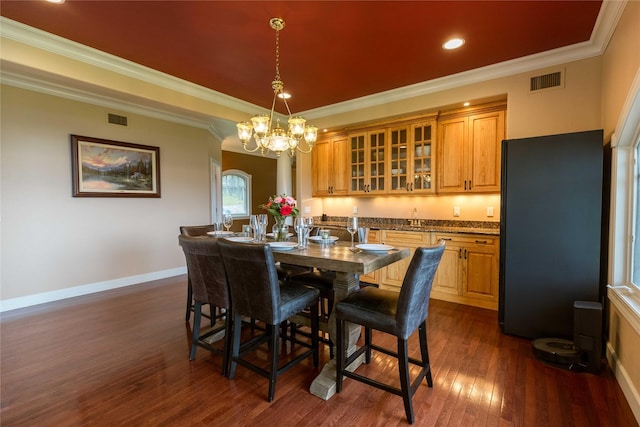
xmin=463 ymin=102 xmax=470 ymax=107
xmin=443 ymin=38 xmax=465 ymax=50
xmin=46 ymin=0 xmax=65 ymax=3
xmin=277 ymin=92 xmax=291 ymax=100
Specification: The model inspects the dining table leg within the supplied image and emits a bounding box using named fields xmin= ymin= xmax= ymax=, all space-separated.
xmin=309 ymin=270 xmax=365 ymax=400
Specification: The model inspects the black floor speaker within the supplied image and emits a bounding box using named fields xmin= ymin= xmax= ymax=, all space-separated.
xmin=573 ymin=300 xmax=603 ymax=373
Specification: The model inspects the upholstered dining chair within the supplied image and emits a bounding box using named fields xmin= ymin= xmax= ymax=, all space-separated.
xmin=218 ymin=239 xmax=320 ymax=402
xmin=177 ymin=235 xmax=232 ymax=376
xmin=179 ymin=224 xmax=218 ymax=322
xmin=335 ymin=240 xmax=446 ymax=424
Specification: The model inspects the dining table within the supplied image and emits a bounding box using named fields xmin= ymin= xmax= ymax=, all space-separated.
xmin=269 ymin=239 xmax=410 ymax=400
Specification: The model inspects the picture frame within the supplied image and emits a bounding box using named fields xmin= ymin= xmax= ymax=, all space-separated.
xmin=71 ymin=135 xmax=161 ymax=198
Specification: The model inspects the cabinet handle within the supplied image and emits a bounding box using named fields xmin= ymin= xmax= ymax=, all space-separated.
xmin=475 ymin=240 xmax=488 ymax=244
xmin=469 ymin=180 xmax=472 ymax=190
xmin=464 ymin=249 xmax=467 ymax=259
xmin=464 ymin=180 xmax=467 ymax=191
xmin=458 ymin=248 xmax=462 ymax=258
xmin=441 ymin=237 xmax=452 ymax=241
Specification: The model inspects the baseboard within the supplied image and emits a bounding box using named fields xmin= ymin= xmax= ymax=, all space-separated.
xmin=606 ymin=341 xmax=640 ymax=424
xmin=0 ymin=267 xmax=187 ymax=313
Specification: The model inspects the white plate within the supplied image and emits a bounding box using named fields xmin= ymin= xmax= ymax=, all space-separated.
xmin=356 ymin=243 xmax=394 ymax=253
xmin=267 ymin=241 xmax=298 ymax=251
xmin=206 ymin=230 xmax=234 ymax=236
xmin=266 ymin=232 xmax=293 ymax=239
xmin=308 ymin=236 xmax=339 ymax=243
xmin=224 ymin=236 xmax=254 ymax=242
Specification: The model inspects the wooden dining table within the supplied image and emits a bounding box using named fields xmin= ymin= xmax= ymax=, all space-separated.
xmin=270 ymin=240 xmax=410 ymax=400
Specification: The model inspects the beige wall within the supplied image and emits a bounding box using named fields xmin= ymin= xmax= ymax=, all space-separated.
xmin=600 ymin=1 xmax=640 ymax=421
xmin=1 ymin=85 xmax=219 ymax=301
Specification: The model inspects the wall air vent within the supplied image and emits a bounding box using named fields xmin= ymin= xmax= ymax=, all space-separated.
xmin=108 ymin=113 xmax=128 ymax=126
xmin=530 ymin=71 xmax=563 ymax=93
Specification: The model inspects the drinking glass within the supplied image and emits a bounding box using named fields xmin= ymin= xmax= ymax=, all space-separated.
xmin=258 ymin=214 xmax=268 ymax=242
xmin=304 ymin=216 xmax=314 ymax=242
xmin=223 ymin=214 xmax=233 ymax=232
xmin=347 ymin=216 xmax=358 ymax=249
xmin=249 ymin=215 xmax=258 ymax=241
xmin=294 ymin=216 xmax=306 ymax=248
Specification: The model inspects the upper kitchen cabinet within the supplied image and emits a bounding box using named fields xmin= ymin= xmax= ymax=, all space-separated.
xmin=311 ymin=133 xmax=349 ymax=197
xmin=349 ymin=130 xmax=387 ymax=195
xmin=388 ymin=118 xmax=437 ymax=194
xmin=437 ymin=103 xmax=505 ymax=193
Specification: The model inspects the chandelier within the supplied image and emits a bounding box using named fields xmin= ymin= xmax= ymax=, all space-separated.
xmin=236 ymin=17 xmax=317 ymax=157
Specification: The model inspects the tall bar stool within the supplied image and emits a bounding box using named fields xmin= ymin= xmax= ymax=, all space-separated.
xmin=178 ymin=235 xmax=232 ymax=375
xmin=335 ymin=241 xmax=445 ymax=424
xmin=218 ymin=239 xmax=320 ymax=402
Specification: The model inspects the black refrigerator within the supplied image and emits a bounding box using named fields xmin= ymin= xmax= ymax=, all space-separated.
xmin=499 ymin=130 xmax=604 ymax=339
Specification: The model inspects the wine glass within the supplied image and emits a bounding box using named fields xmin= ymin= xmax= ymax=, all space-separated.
xmin=223 ymin=214 xmax=233 ymax=232
xmin=304 ymin=216 xmax=314 ymax=241
xmin=249 ymin=215 xmax=258 ymax=241
xmin=347 ymin=216 xmax=358 ymax=249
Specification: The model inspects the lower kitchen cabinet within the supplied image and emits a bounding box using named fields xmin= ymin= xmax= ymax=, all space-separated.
xmin=378 ymin=230 xmax=430 ymax=292
xmin=359 ymin=229 xmax=380 ymax=285
xmin=431 ymin=233 xmax=499 ymax=310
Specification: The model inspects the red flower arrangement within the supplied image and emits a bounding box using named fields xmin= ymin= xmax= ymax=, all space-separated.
xmin=259 ymin=194 xmax=299 ymax=220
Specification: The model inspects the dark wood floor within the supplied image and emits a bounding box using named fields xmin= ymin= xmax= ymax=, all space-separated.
xmin=1 ymin=275 xmax=637 ymax=426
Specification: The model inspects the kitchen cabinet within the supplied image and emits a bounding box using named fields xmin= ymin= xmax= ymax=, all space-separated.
xmin=311 ymin=133 xmax=349 ymax=196
xmin=431 ymin=233 xmax=499 ymax=310
xmin=359 ymin=229 xmax=380 ymax=286
xmin=379 ymin=230 xmax=430 ymax=291
xmin=387 ymin=119 xmax=437 ymax=194
xmin=349 ymin=130 xmax=387 ymax=194
xmin=437 ymin=105 xmax=505 ymax=193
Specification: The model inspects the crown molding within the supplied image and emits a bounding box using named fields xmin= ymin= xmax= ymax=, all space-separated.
xmin=0 ymin=17 xmax=262 ymax=116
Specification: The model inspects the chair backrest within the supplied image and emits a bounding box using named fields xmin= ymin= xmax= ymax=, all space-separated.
xmin=396 ymin=240 xmax=446 ymax=339
xmin=217 ymin=239 xmax=281 ymax=325
xmin=178 ymin=235 xmax=230 ymax=309
xmin=180 ymin=224 xmax=217 ymax=237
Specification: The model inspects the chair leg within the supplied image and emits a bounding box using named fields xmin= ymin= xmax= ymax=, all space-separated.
xmin=222 ymin=309 xmax=232 ymax=377
xmin=419 ymin=321 xmax=433 ymax=387
xmin=189 ymin=302 xmax=201 ymax=360
xmin=398 ymin=337 xmax=415 ymax=424
xmin=185 ymin=277 xmax=193 ymax=322
xmin=310 ymin=301 xmax=319 ymax=367
xmin=228 ymin=315 xmax=243 ymax=379
xmin=335 ymin=317 xmax=345 ymax=393
xmin=267 ymin=325 xmax=280 ymax=402
xmin=364 ymin=326 xmax=372 ymax=363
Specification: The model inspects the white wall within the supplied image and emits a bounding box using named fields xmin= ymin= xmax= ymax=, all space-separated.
xmin=1 ymin=86 xmax=219 ymax=306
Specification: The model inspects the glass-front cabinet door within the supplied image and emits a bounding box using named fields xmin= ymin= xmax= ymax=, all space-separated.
xmin=411 ymin=121 xmax=436 ymax=193
xmin=349 ymin=133 xmax=366 ymax=192
xmin=349 ymin=130 xmax=387 ymax=194
xmin=388 ymin=126 xmax=410 ymax=193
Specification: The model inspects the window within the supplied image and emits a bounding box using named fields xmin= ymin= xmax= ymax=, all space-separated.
xmin=222 ymin=169 xmax=251 ymax=219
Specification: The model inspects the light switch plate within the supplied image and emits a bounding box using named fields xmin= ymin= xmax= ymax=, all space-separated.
xmin=453 ymin=206 xmax=461 ymax=217
xmin=303 ymin=206 xmax=311 ymax=214
xmin=486 ymin=206 xmax=494 ymax=217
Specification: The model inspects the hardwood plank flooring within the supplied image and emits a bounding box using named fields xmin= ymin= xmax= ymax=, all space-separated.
xmin=1 ymin=276 xmax=637 ymax=426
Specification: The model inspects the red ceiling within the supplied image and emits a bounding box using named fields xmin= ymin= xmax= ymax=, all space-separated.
xmin=1 ymin=1 xmax=602 ymax=113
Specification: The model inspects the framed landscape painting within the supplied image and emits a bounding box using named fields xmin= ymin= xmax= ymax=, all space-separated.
xmin=71 ymin=135 xmax=161 ymax=197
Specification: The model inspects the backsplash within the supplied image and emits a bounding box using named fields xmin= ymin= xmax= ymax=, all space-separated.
xmin=315 ymin=216 xmax=500 ymax=230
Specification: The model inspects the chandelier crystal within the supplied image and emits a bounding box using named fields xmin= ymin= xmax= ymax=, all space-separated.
xmin=236 ymin=17 xmax=317 ymax=157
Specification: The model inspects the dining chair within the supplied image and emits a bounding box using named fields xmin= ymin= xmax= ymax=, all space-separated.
xmin=335 ymin=240 xmax=446 ymax=424
xmin=218 ymin=239 xmax=320 ymax=402
xmin=178 ymin=235 xmax=232 ymax=376
xmin=179 ymin=224 xmax=218 ymax=322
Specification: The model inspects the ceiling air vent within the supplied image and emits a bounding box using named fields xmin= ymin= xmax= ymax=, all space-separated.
xmin=530 ymin=71 xmax=563 ymax=92
xmin=108 ymin=113 xmax=128 ymax=126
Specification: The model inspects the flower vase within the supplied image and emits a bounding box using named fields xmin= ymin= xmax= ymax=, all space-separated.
xmin=273 ymin=217 xmax=289 ymax=242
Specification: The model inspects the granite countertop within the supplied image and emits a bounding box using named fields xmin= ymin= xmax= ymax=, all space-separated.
xmin=315 ymin=217 xmax=500 ymax=236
